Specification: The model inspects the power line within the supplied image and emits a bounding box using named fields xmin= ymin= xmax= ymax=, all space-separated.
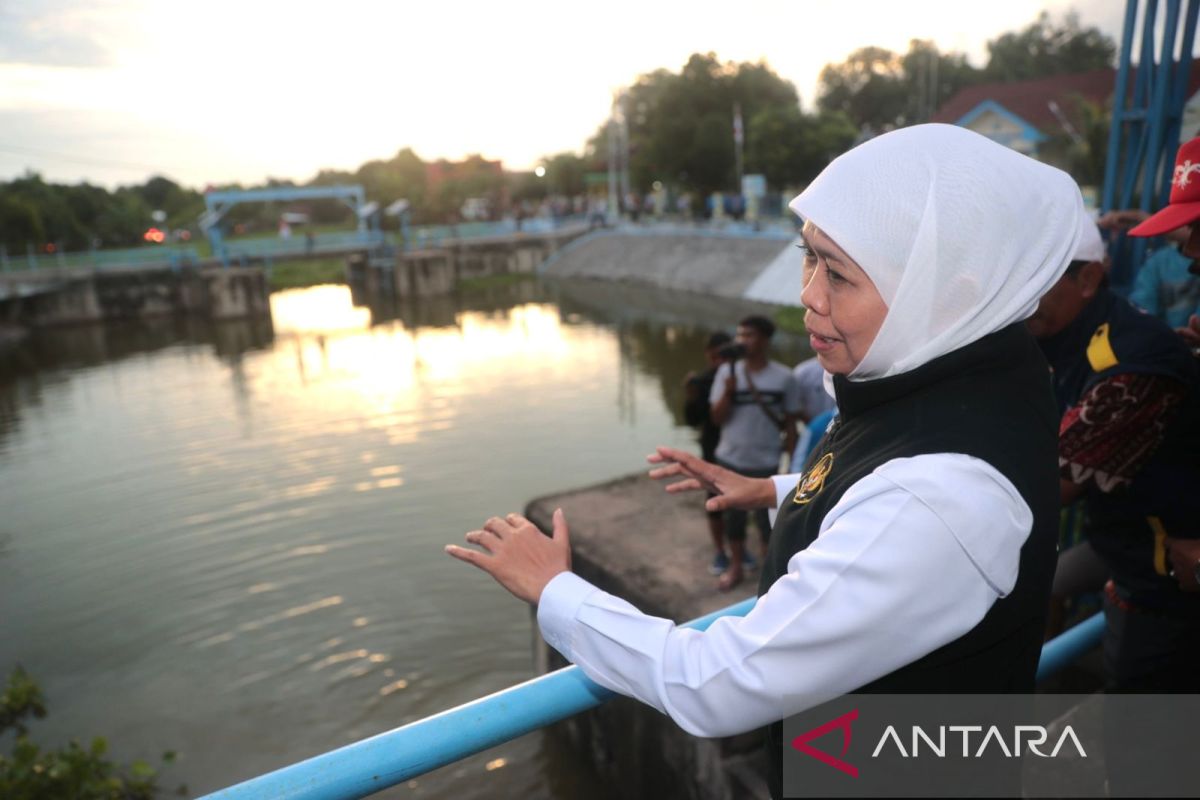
xmin=0 ymin=141 xmax=171 ymax=176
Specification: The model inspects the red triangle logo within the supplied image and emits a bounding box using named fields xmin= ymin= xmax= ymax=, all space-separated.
xmin=790 ymin=708 xmax=859 ymax=778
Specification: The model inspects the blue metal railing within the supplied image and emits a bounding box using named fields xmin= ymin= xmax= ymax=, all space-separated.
xmin=201 ymin=603 xmax=1104 ymax=800
xmin=5 ymin=245 xmax=203 ymax=273
xmin=3 ymin=215 xmax=793 ymax=275
xmin=1034 ymin=612 xmax=1106 ymax=681
xmin=201 ymin=597 xmax=756 ymax=800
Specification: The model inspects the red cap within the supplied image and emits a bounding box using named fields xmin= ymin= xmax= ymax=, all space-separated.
xmin=1129 ymin=137 xmax=1200 ymax=237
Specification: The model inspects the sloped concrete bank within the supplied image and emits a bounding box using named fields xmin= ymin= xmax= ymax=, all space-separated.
xmin=540 ymin=229 xmax=802 ymax=304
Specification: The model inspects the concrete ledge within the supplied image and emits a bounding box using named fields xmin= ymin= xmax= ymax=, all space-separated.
xmin=0 ymin=267 xmax=271 ymax=327
xmin=526 ymin=473 xmax=766 ymax=800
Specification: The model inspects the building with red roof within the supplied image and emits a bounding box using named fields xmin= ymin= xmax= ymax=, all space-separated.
xmin=931 ymin=65 xmax=1200 ymax=173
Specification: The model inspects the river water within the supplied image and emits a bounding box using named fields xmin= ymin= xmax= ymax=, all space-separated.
xmin=0 ymin=279 xmax=808 ymax=798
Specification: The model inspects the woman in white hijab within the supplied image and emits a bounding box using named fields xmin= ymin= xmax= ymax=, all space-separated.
xmin=447 ymin=124 xmax=1086 ymax=797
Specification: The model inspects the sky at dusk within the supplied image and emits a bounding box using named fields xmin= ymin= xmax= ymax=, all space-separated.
xmin=0 ymin=1 xmax=1134 ymax=188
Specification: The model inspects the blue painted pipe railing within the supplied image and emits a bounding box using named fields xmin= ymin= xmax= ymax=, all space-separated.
xmin=201 ymin=597 xmax=757 ymax=800
xmin=202 ymin=606 xmax=1104 ymax=800
xmin=1035 ymin=610 xmax=1106 ymax=682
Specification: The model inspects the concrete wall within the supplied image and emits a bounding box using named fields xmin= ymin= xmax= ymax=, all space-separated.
xmin=348 ymin=226 xmax=592 ymax=301
xmin=0 ymin=267 xmax=271 ymax=327
xmin=541 ymin=231 xmax=793 ymax=301
xmin=526 ymin=475 xmax=769 ymax=800
xmin=347 ymin=225 xmax=802 ymax=311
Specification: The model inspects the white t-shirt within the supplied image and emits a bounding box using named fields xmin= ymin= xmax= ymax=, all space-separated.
xmin=709 ymin=360 xmax=800 ymax=471
xmin=792 ymin=357 xmax=837 ymax=420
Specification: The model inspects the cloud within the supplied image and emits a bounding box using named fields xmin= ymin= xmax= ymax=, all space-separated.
xmin=0 ymin=1 xmax=123 ymax=67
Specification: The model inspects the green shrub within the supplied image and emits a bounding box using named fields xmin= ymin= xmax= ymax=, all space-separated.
xmin=774 ymin=305 xmax=806 ymax=335
xmin=0 ymin=666 xmax=181 ymax=799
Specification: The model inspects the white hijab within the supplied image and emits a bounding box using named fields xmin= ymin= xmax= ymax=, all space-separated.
xmin=790 ymin=123 xmax=1086 ymax=380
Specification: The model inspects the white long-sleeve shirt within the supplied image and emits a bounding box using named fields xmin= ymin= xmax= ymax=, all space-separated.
xmin=536 ymin=453 xmax=1033 ymax=738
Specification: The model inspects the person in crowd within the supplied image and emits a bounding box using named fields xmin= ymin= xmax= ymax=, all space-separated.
xmin=682 ymin=331 xmax=734 ymax=577
xmin=446 ymin=124 xmax=1082 ymax=799
xmin=789 ymin=355 xmax=837 ymax=468
xmin=1040 ymin=222 xmax=1112 ymax=640
xmin=705 ymin=315 xmax=800 ymax=590
xmin=1101 ymin=135 xmax=1200 ymax=349
xmin=1098 ymin=207 xmax=1199 ymax=331
xmin=791 ymin=356 xmax=837 ymax=424
xmin=1027 ymin=201 xmax=1200 ymax=693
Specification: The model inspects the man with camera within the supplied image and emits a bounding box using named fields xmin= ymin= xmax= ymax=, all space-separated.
xmin=708 ymin=315 xmax=800 ymax=591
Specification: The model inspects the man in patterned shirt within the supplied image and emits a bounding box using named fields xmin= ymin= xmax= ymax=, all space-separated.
xmin=1028 ymin=215 xmax=1200 ymax=693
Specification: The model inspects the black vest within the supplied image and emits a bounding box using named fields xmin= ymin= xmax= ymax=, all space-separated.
xmin=1037 ymin=288 xmax=1200 ymax=609
xmin=759 ymin=324 xmax=1060 ymax=798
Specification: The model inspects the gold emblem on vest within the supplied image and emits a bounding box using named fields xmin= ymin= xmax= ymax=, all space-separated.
xmin=793 ymin=452 xmax=834 ymax=505
xmin=1086 ymin=322 xmax=1119 ymax=372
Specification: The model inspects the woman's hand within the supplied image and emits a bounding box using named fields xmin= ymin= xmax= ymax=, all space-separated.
xmin=446 ymin=509 xmax=572 ymax=604
xmin=1097 ymin=209 xmax=1149 ymax=231
xmin=647 ymin=446 xmax=777 ymax=511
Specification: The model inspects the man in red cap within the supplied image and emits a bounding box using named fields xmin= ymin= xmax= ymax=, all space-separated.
xmin=1126 ymin=137 xmax=1200 ymax=602
xmin=1107 ymin=136 xmax=1200 ymax=347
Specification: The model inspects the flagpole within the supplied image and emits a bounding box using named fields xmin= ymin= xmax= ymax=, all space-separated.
xmin=733 ymin=103 xmax=744 ymax=198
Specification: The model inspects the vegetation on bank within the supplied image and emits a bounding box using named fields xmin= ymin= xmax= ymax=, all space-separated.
xmin=1 ymin=666 xmax=180 ymax=798
xmin=268 ymin=257 xmax=346 ymax=291
xmin=774 ymin=306 xmax=807 ymax=336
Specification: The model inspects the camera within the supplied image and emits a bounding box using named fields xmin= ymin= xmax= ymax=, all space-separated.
xmin=718 ymin=342 xmax=747 ymax=361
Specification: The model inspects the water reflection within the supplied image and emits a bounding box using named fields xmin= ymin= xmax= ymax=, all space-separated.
xmin=0 ymin=280 xmax=808 ymax=799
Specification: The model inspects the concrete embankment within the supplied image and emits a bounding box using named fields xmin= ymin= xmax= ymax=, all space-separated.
xmin=347 ymin=225 xmax=591 ymax=299
xmin=540 ymin=228 xmax=804 ymax=305
xmin=0 ymin=267 xmax=271 ymax=328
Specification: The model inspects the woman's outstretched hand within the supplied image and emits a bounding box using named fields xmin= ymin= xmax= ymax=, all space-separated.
xmin=446 ymin=509 xmax=572 ymax=604
xmin=647 ymin=446 xmax=777 ymax=512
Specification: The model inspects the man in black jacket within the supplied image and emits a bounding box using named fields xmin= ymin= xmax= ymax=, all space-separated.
xmin=683 ymin=331 xmax=733 ymax=577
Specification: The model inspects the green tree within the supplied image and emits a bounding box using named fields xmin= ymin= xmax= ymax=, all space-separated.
xmin=1065 ymin=96 xmax=1111 ymax=188
xmin=304 ymin=169 xmax=358 ymax=226
xmin=131 ymin=176 xmax=205 ymax=230
xmin=984 ymin=11 xmax=1116 ymax=82
xmin=745 ymin=106 xmax=858 ymax=189
xmin=509 ymin=170 xmax=547 ymax=203
xmin=816 ymin=46 xmax=907 ymax=131
xmin=615 ymin=53 xmax=803 ymax=197
xmin=356 ymin=147 xmax=428 ymax=208
xmin=899 ymin=39 xmax=983 ymax=123
xmin=541 ymin=151 xmax=589 ymax=196
xmin=0 ymin=195 xmax=45 ymax=253
xmin=3 ymin=173 xmax=90 ymax=248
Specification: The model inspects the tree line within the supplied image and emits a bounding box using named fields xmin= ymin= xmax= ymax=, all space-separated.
xmin=0 ymin=11 xmax=1114 ymax=254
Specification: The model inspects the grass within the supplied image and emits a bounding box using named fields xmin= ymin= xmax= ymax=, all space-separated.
xmin=456 ymin=272 xmax=537 ymax=292
xmin=268 ymin=257 xmax=346 ymax=291
xmin=774 ymin=305 xmax=806 ymax=335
